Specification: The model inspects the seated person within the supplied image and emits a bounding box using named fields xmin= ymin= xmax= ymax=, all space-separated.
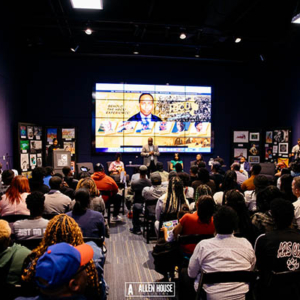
xmin=189 ymin=166 xmax=199 ymax=186
xmin=209 ymin=162 xmax=224 ymax=192
xmin=0 ymin=220 xmax=31 ymax=285
xmin=173 ymin=195 xmax=215 ymax=255
xmin=29 ymin=167 xmax=49 ymax=194
xmin=188 ymin=206 xmax=256 ymax=299
xmin=177 ymin=172 xmax=194 ymax=202
xmin=0 ymin=170 xmax=14 ymax=196
xmin=67 ymin=188 xmax=105 ymax=239
xmin=255 ymin=199 xmax=300 ymax=299
xmin=192 ymin=168 xmax=216 ymax=196
xmin=231 ymin=162 xmax=248 ymax=185
xmin=19 ymin=242 xmax=94 ymax=300
xmin=13 ymin=192 xmax=49 ymax=240
xmin=62 ymin=166 xmax=78 ymax=190
xmin=43 ymin=166 xmax=53 ymax=188
xmin=192 ymin=154 xmax=206 ymax=168
xmin=43 ymin=176 xmax=72 ymax=215
xmin=109 ymin=153 xmax=125 ymax=176
xmin=241 ymin=164 xmax=261 ymax=192
xmin=170 ymin=153 xmax=183 ymax=171
xmin=151 ymin=162 xmax=169 ymax=183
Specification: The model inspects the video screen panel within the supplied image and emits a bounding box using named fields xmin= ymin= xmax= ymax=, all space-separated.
xmin=93 ymin=83 xmax=212 ymax=153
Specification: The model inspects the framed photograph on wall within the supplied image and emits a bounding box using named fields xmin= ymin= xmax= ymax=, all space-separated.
xmin=249 ymin=156 xmax=260 ymax=164
xmin=266 ymin=131 xmax=273 ymax=143
xmin=233 ymin=131 xmax=249 ymax=143
xmin=234 ymin=148 xmax=248 ymax=159
xmin=279 ymin=143 xmax=288 ymax=154
xmin=249 ymin=132 xmax=260 ymax=141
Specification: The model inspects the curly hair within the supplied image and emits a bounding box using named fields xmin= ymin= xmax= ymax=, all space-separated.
xmin=22 ymin=214 xmax=99 ymax=293
xmin=76 ymin=177 xmax=99 ymax=197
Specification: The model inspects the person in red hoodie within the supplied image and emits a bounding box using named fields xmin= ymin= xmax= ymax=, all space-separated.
xmin=92 ymin=163 xmax=123 ymax=222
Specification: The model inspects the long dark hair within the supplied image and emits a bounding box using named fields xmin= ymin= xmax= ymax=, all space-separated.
xmin=73 ymin=188 xmax=90 ymax=215
xmin=197 ymin=195 xmax=215 ymax=224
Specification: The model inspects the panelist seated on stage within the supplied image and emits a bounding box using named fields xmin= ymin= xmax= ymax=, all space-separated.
xmin=141 ymin=137 xmax=160 ymax=172
xmin=127 ymin=93 xmax=162 ymax=121
xmin=108 ymin=153 xmax=126 ymax=175
xmin=170 ymin=153 xmax=183 ymax=171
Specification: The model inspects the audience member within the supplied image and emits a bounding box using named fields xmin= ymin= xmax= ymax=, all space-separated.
xmin=239 ymin=156 xmax=251 ymax=173
xmin=43 ymin=176 xmax=72 ymax=215
xmin=192 ymin=184 xmax=213 ymax=210
xmin=276 ymin=167 xmax=291 ymax=189
xmin=92 ymin=163 xmax=122 ymax=222
xmin=225 ymin=190 xmax=258 ymax=245
xmin=78 ymin=171 xmax=91 ymax=180
xmin=189 ymin=165 xmax=198 ymax=186
xmin=214 ymin=170 xmax=239 ymax=206
xmin=0 ymin=175 xmax=30 ymax=216
xmin=231 ymin=162 xmax=248 ymax=185
xmin=0 ymin=220 xmax=31 ymax=285
xmin=255 ymin=199 xmax=300 ymax=299
xmin=192 ymin=168 xmax=216 ymax=195
xmin=192 ymin=154 xmax=206 ymax=168
xmin=29 ymin=167 xmax=49 ymax=194
xmin=0 ymin=170 xmax=14 ymax=196
xmin=109 ymin=153 xmax=125 ymax=176
xmin=76 ymin=177 xmax=105 ymax=214
xmin=67 ymin=188 xmax=105 ymax=239
xmin=241 ymin=164 xmax=262 ymax=191
xmin=251 ymin=186 xmax=283 ymax=234
xmin=130 ymin=166 xmax=149 ymax=184
xmin=130 ymin=173 xmax=165 ymax=235
xmin=177 ymin=172 xmax=194 ymax=202
xmin=291 ymin=161 xmax=300 ymax=177
xmin=209 ymin=162 xmax=224 ymax=192
xmin=244 ymin=175 xmax=269 ymax=212
xmin=62 ymin=166 xmax=78 ymax=190
xmin=53 ymin=172 xmax=75 ymax=200
xmin=188 ymin=206 xmax=256 ymax=299
xmin=170 ymin=153 xmax=183 ymax=171
xmin=22 ymin=214 xmax=101 ymax=298
xmin=17 ymin=242 xmax=94 ymax=300
xmin=13 ymin=192 xmax=49 ymax=240
xmin=152 ymin=162 xmax=169 ymax=183
xmin=173 ymin=195 xmax=215 ymax=255
xmin=279 ymin=174 xmax=297 ymax=202
xmin=43 ymin=166 xmax=53 ymax=188
xmin=292 ymin=177 xmax=300 ymax=230
xmin=131 ymin=165 xmax=152 ymax=203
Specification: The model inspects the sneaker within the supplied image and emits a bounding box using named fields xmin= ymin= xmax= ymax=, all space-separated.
xmin=130 ymin=228 xmax=142 ymax=235
xmin=111 ymin=215 xmax=123 ymax=222
xmin=127 ymin=211 xmax=133 ymax=219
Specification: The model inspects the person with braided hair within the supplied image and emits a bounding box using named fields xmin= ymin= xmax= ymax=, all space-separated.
xmin=22 ymin=214 xmax=102 ymax=299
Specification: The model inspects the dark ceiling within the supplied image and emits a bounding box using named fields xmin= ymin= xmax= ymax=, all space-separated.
xmin=3 ymin=0 xmax=300 ymax=62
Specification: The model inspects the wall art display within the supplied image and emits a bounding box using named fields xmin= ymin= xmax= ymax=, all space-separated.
xmin=20 ymin=126 xmax=27 ymax=138
xmin=273 ymin=130 xmax=289 ymax=143
xmin=33 ymin=127 xmax=42 ymax=139
xmin=20 ymin=140 xmax=29 ymax=151
xmin=234 ymin=148 xmax=248 ymax=159
xmin=62 ymin=128 xmax=75 ymax=140
xmin=265 ymin=146 xmax=273 ymax=160
xmin=21 ymin=154 xmax=29 ymax=171
xmin=266 ymin=131 xmax=273 ymax=144
xmin=273 ymin=145 xmax=278 ymax=154
xmin=279 ymin=143 xmax=288 ymax=154
xmin=249 ymin=132 xmax=260 ymax=141
xmin=249 ymin=144 xmax=259 ymax=155
xmin=47 ymin=128 xmax=58 ymax=143
xmin=57 ymin=153 xmax=68 ymax=167
xmin=63 ymin=142 xmax=75 ymax=155
xmin=249 ymin=156 xmax=260 ymax=163
xmin=22 ymin=171 xmax=32 ymax=179
xmin=30 ymin=154 xmax=37 ymax=168
xmin=27 ymin=126 xmax=34 ymax=139
xmin=233 ymin=131 xmax=249 ymax=143
xmin=37 ymin=157 xmax=42 ymax=167
xmin=30 ymin=140 xmax=42 ymax=150
xmin=278 ymin=157 xmax=289 ymax=168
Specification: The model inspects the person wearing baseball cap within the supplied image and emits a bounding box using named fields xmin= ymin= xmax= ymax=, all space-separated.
xmin=16 ymin=242 xmax=94 ymax=299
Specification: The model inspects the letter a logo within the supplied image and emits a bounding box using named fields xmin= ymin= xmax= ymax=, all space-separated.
xmin=128 ymin=284 xmax=133 ymax=296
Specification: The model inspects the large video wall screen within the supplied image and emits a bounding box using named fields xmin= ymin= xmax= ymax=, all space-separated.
xmin=93 ymin=83 xmax=212 ymax=153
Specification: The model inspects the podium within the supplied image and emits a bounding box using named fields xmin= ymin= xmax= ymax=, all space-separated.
xmin=53 ymin=149 xmax=71 ymax=175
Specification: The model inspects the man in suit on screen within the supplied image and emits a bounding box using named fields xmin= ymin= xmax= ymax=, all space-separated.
xmin=127 ymin=93 xmax=162 ymax=121
xmin=141 ymin=137 xmax=160 ymax=173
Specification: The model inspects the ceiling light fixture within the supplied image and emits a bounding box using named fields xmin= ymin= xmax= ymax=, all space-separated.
xmin=71 ymin=0 xmax=103 ymax=10
xmin=180 ymin=33 xmax=187 ymax=40
xmin=133 ymin=45 xmax=139 ymax=55
xmin=195 ymin=48 xmax=200 ymax=58
xmin=292 ymin=13 xmax=300 ymax=23
xmin=85 ymin=28 xmax=92 ymax=35
xmin=235 ymin=37 xmax=242 ymax=43
xmin=70 ymin=45 xmax=79 ymax=52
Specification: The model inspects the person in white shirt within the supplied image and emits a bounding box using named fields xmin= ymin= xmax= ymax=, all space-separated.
xmin=290 ymin=138 xmax=300 ymax=160
xmin=187 ymin=206 xmax=256 ymax=300
xmin=292 ymin=177 xmax=300 ymax=229
xmin=231 ymin=163 xmax=248 ymax=185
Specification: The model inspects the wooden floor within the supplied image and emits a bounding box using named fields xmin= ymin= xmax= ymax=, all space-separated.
xmin=104 ymin=216 xmax=164 ymax=300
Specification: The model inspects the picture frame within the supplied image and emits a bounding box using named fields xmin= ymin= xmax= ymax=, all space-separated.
xmin=233 ymin=131 xmax=249 ymax=143
xmin=249 ymin=132 xmax=260 ymax=141
xmin=279 ymin=142 xmax=288 ymax=154
xmin=266 ymin=131 xmax=273 ymax=144
xmin=234 ymin=148 xmax=248 ymax=159
xmin=249 ymin=156 xmax=260 ymax=164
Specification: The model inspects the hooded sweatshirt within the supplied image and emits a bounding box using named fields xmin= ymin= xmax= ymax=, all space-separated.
xmin=91 ymin=172 xmax=118 ymax=202
xmin=0 ymin=243 xmax=31 ymax=284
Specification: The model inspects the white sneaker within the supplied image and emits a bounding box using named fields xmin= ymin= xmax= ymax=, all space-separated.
xmin=111 ymin=215 xmax=123 ymax=222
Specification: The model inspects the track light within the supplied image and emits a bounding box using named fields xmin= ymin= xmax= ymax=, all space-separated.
xmin=235 ymin=37 xmax=242 ymax=43
xmin=71 ymin=0 xmax=103 ymax=10
xmin=292 ymin=13 xmax=300 ymax=23
xmin=70 ymin=45 xmax=79 ymax=52
xmin=133 ymin=45 xmax=139 ymax=55
xmin=85 ymin=28 xmax=92 ymax=35
xmin=180 ymin=33 xmax=186 ymax=40
xmin=195 ymin=48 xmax=200 ymax=58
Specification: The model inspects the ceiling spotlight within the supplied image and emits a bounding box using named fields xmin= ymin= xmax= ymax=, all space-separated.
xmin=85 ymin=28 xmax=92 ymax=35
xmin=195 ymin=48 xmax=200 ymax=58
xmin=70 ymin=45 xmax=79 ymax=52
xmin=180 ymin=33 xmax=187 ymax=40
xmin=71 ymin=0 xmax=103 ymax=10
xmin=133 ymin=45 xmax=139 ymax=55
xmin=292 ymin=13 xmax=300 ymax=23
xmin=235 ymin=37 xmax=242 ymax=43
